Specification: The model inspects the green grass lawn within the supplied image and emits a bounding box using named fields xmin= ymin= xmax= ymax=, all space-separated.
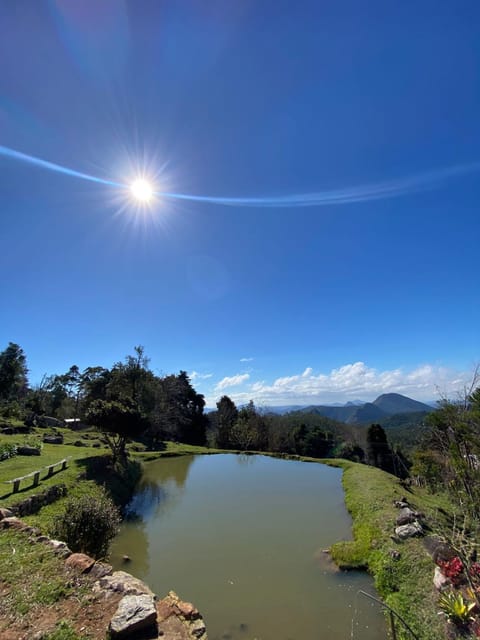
xmin=0 ymin=429 xmax=111 ymax=530
xmin=327 ymin=460 xmax=453 ymax=640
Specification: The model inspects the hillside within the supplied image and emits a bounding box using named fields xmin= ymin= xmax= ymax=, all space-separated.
xmin=373 ymin=393 xmax=432 ymax=414
xmin=295 ymin=392 xmax=432 ymax=424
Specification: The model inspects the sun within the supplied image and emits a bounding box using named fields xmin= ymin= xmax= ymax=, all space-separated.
xmin=130 ymin=178 xmax=154 ymax=203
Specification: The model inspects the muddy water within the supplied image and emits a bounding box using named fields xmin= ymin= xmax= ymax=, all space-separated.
xmin=111 ymin=454 xmax=385 ymax=640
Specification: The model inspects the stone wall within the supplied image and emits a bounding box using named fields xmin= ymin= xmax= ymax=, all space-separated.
xmin=0 ymin=510 xmax=207 ymax=639
xmin=10 ymin=483 xmax=67 ymax=517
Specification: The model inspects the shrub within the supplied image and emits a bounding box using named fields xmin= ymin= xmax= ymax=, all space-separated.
xmin=0 ymin=442 xmax=17 ymax=461
xmin=50 ymin=490 xmax=121 ymax=559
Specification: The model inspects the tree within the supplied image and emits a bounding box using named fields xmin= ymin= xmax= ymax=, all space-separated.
xmin=85 ymin=398 xmax=147 ymax=464
xmin=230 ymin=401 xmax=268 ymax=451
xmin=150 ymin=372 xmax=206 ymax=446
xmin=0 ymin=342 xmax=28 ymax=408
xmin=420 ymin=379 xmax=480 ymax=518
xmin=215 ymin=395 xmax=238 ymax=448
xmin=366 ymin=423 xmax=394 ymax=473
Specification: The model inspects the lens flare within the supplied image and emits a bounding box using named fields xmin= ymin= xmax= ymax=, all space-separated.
xmin=130 ymin=178 xmax=153 ymax=202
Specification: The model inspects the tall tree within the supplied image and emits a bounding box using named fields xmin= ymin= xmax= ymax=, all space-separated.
xmin=0 ymin=343 xmax=28 ymax=410
xmin=366 ymin=423 xmax=394 ymax=473
xmin=215 ymin=395 xmax=238 ymax=448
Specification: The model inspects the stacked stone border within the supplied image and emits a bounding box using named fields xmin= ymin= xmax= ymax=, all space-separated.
xmin=0 ymin=508 xmax=207 ymax=639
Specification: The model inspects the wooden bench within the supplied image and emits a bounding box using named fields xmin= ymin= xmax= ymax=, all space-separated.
xmin=4 ymin=457 xmax=71 ymax=494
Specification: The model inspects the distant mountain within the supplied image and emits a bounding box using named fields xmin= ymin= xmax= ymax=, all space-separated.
xmin=373 ymin=393 xmax=432 ymax=415
xmin=299 ymin=401 xmax=387 ymax=424
xmin=292 ymin=393 xmax=433 ymax=424
xmin=261 ymin=405 xmax=306 ymax=415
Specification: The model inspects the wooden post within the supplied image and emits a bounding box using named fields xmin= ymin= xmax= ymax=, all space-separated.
xmin=390 ymin=611 xmax=397 ymax=640
xmin=33 ymin=471 xmax=40 ymax=487
xmin=47 ymin=465 xmax=54 ymax=477
xmin=61 ymin=459 xmax=67 ymax=470
xmin=13 ymin=479 xmax=20 ymax=493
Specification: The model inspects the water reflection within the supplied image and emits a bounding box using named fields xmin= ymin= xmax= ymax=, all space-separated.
xmin=112 ymin=455 xmax=386 ymax=640
xmin=126 ymin=454 xmax=195 ymax=520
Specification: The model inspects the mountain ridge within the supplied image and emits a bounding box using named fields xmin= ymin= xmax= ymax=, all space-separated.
xmin=261 ymin=393 xmax=432 ymax=423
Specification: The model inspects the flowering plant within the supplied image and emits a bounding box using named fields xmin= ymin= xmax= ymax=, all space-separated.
xmin=438 ymin=557 xmax=464 ymax=585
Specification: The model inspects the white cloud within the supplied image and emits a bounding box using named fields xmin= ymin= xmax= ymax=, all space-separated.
xmin=240 ymin=357 xmax=254 ymax=362
xmin=206 ymin=362 xmax=470 ymax=406
xmin=215 ymin=373 xmax=250 ymax=391
xmin=190 ymin=371 xmax=213 ymax=381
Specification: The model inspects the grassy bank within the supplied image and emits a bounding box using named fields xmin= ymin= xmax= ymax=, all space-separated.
xmin=1 ymin=438 xmax=452 ymax=639
xmin=328 ymin=460 xmax=451 ymax=640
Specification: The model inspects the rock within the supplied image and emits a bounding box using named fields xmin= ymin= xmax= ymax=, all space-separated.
xmin=95 ymin=571 xmax=154 ymax=597
xmin=389 ymin=549 xmax=401 ymax=560
xmin=43 ymin=435 xmax=63 ymax=444
xmin=36 ymin=535 xmax=50 ymax=543
xmin=0 ymin=507 xmax=14 ymax=520
xmin=48 ymin=539 xmax=72 ymax=556
xmin=109 ymin=594 xmax=157 ymax=638
xmin=190 ymin=619 xmax=207 ymax=638
xmin=176 ymin=600 xmax=200 ymax=620
xmin=434 ymin=565 xmax=451 ymax=591
xmin=394 ymin=500 xmax=409 ymax=508
xmin=122 ymin=555 xmax=131 ymax=563
xmin=395 ymin=521 xmax=424 ymax=539
xmin=65 ymin=553 xmax=95 ymax=573
xmin=396 ymin=508 xmax=418 ymax=526
xmin=428 ymin=540 xmax=456 ymax=564
xmin=17 ymin=445 xmax=40 ymax=456
xmin=0 ymin=517 xmax=26 ymax=530
xmin=89 ymin=562 xmax=113 ymax=579
xmin=35 ymin=415 xmax=64 ymax=428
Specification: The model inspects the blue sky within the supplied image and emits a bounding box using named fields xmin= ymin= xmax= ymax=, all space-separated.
xmin=1 ymin=0 xmax=479 ymax=406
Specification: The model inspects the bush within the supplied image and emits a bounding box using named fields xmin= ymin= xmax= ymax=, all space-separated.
xmin=50 ymin=490 xmax=121 ymax=559
xmin=0 ymin=442 xmax=17 ymax=461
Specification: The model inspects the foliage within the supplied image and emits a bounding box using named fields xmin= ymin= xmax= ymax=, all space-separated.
xmin=214 ymin=395 xmax=238 ymax=448
xmin=366 ymin=423 xmax=395 ymax=473
xmin=0 ymin=441 xmax=17 ymax=461
xmin=0 ymin=342 xmax=28 ymax=416
xmin=149 ymin=371 xmax=207 ymax=446
xmin=50 ymin=490 xmax=121 ymax=559
xmin=438 ymin=590 xmax=475 ymax=625
xmin=419 ymin=380 xmax=480 ymax=518
xmin=85 ymin=398 xmax=146 ymax=463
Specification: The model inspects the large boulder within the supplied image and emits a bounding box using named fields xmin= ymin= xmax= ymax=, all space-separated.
xmin=396 ymin=507 xmax=419 ymax=526
xmin=43 ymin=434 xmax=63 ymax=444
xmin=109 ymin=594 xmax=157 ymax=638
xmin=35 ymin=415 xmax=64 ymax=428
xmin=17 ymin=445 xmax=40 ymax=456
xmin=157 ymin=591 xmax=207 ymax=639
xmin=65 ymin=553 xmax=95 ymax=573
xmin=395 ymin=521 xmax=424 ymax=539
xmin=95 ymin=571 xmax=154 ymax=597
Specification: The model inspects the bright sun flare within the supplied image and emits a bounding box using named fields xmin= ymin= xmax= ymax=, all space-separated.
xmin=130 ymin=178 xmax=154 ymax=202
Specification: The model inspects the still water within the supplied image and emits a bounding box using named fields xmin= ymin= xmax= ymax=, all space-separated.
xmin=111 ymin=454 xmax=386 ymax=640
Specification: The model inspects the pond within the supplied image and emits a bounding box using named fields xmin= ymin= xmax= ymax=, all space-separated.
xmin=111 ymin=454 xmax=386 ymax=640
